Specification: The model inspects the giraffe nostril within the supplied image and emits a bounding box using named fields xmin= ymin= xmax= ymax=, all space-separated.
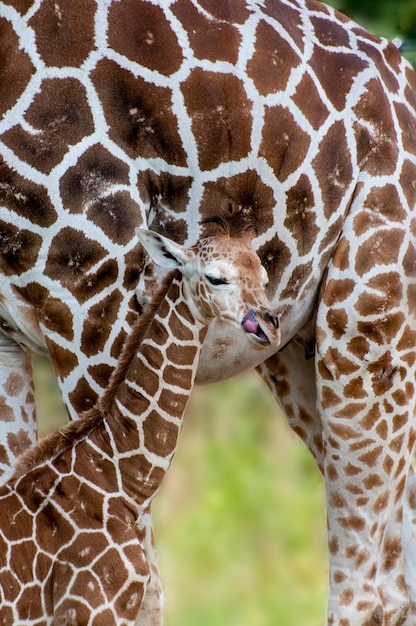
xmin=262 ymin=312 xmax=279 ymax=329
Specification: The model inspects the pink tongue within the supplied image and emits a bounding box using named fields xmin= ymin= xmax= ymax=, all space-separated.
xmin=242 ymin=312 xmax=259 ymax=334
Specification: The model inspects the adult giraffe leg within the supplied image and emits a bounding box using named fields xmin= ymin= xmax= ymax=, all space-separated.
xmin=256 ymin=337 xmax=323 ymax=471
xmin=0 ymin=333 xmax=36 ymax=482
xmin=402 ymin=469 xmax=416 ymax=620
xmin=258 ymin=331 xmax=416 ymax=624
xmin=315 ymin=211 xmax=415 ymax=625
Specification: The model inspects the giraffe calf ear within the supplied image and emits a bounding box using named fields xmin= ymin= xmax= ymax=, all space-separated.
xmin=135 ymin=228 xmax=193 ymax=270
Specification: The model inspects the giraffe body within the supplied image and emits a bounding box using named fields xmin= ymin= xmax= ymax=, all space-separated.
xmin=1 ymin=0 xmax=416 ymax=623
xmin=0 ymin=227 xmax=279 ymax=625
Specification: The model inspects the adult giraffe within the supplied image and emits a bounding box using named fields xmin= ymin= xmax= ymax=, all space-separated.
xmin=1 ymin=0 xmax=416 ymax=624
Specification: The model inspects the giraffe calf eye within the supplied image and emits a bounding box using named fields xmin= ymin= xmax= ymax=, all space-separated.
xmin=206 ymin=275 xmax=229 ymax=286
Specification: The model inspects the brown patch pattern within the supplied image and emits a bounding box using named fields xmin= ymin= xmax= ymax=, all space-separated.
xmin=2 ymin=79 xmax=94 ymax=174
xmin=29 ymin=0 xmax=96 ymax=67
xmin=1 ymin=2 xmax=416 ymax=623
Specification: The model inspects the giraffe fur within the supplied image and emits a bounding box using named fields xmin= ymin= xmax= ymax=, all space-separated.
xmin=1 ymin=0 xmax=416 ymax=623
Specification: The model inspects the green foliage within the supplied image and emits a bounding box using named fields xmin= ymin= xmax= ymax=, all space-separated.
xmin=326 ymin=0 xmax=416 ymax=66
xmin=35 ymin=360 xmax=328 ymax=625
xmin=152 ymin=373 xmax=328 ymax=626
xmin=327 ymin=0 xmax=416 ymax=38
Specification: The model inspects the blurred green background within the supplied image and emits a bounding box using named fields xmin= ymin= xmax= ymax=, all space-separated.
xmin=32 ymin=1 xmax=415 ymax=624
xmin=34 ymin=359 xmax=328 ymax=626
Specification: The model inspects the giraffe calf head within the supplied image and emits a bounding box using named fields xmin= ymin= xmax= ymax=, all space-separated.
xmin=135 ymin=227 xmax=281 ymax=350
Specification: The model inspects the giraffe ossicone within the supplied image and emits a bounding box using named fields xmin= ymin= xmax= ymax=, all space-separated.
xmin=1 ymin=0 xmax=416 ymax=623
xmin=0 ymin=227 xmax=279 ymax=625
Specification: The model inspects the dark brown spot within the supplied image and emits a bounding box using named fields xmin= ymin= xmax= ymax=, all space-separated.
xmin=87 ymin=364 xmax=114 ymax=391
xmin=403 ymin=242 xmax=416 ymax=278
xmin=400 ymin=160 xmax=416 ymax=209
xmin=0 ymin=396 xmax=14 ymax=423
xmin=358 ymin=312 xmax=405 ymax=346
xmin=312 ymin=121 xmax=353 ymax=217
xmin=92 ymin=59 xmax=187 ymax=166
xmin=345 ymin=464 xmax=362 ymax=477
xmin=340 ymin=588 xmax=354 ymax=606
xmin=2 ymin=78 xmax=93 ymax=174
xmin=260 ymin=105 xmax=310 ymax=182
xmin=81 ymin=291 xmax=123 ymax=358
xmin=173 ymin=0 xmax=240 ymax=64
xmin=69 ymin=571 xmax=105 ymax=607
xmin=60 ymin=144 xmax=129 ymax=212
xmin=284 ymin=175 xmax=318 ymax=255
xmin=142 ymin=410 xmax=179 ymax=456
xmin=329 ymin=535 xmax=339 ymax=556
xmin=311 ymin=16 xmax=350 ymax=47
xmin=2 ymin=0 xmax=34 ymax=13
xmin=326 ymin=309 xmax=348 ymax=340
xmin=310 ymin=48 xmax=368 ymax=111
xmin=88 ymin=192 xmax=140 ymax=246
xmin=280 ymin=261 xmax=313 ymax=300
xmin=263 ymin=0 xmax=304 ymax=50
xmin=382 ymin=537 xmax=402 ymax=573
xmin=182 ymin=69 xmax=251 ymax=171
xmin=338 ymin=515 xmax=366 ymax=532
xmin=197 ymin=0 xmax=251 ymax=23
xmin=355 ymin=229 xmax=404 ymax=277
xmin=138 ymin=170 xmax=193 ymax=238
xmin=363 ymin=474 xmax=384 ymax=489
xmin=199 ymin=170 xmax=275 ymax=238
xmin=8 ymin=429 xmax=33 ymax=459
xmin=355 ymin=272 xmax=403 ymax=317
xmin=29 ymin=0 xmax=95 ymax=67
xmin=0 ymin=220 xmax=42 ymax=276
xmin=158 ymin=389 xmax=187 ymax=418
xmin=247 ymin=19 xmax=300 ymax=95
xmin=357 ymin=445 xmax=383 ymax=466
xmin=363 ymin=184 xmax=406 ymax=223
xmin=44 ymin=227 xmax=116 ymax=304
xmin=256 ymin=234 xmax=291 ymax=297
xmin=0 ymin=163 xmax=57 ymax=227
xmin=322 ymin=347 xmax=360 ymax=376
xmin=163 ymin=364 xmax=193 ymax=390
xmin=358 ymin=40 xmax=400 ymax=93
xmin=344 ymin=377 xmax=368 ymax=400
xmin=68 ymin=377 xmax=98 ymax=414
xmin=395 ymin=102 xmax=416 ymax=156
xmin=323 ymin=278 xmax=355 ymax=306
xmin=0 ymin=18 xmax=34 ymax=118
xmin=46 ymin=338 xmax=78 ymax=380
xmin=334 ymin=403 xmax=367 ymax=419
xmin=17 ymin=282 xmax=74 ymax=341
xmin=292 ymin=72 xmax=330 ymax=130
xmin=330 ymin=422 xmax=361 ymax=440
xmin=108 ymin=0 xmax=183 ymax=75
xmin=4 ymin=373 xmax=24 ymax=398
xmin=359 ymin=404 xmax=381 ymax=431
xmin=123 ymin=245 xmax=152 ymax=296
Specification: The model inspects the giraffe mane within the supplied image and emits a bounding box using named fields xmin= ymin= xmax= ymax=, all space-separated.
xmin=11 ymin=271 xmax=178 ymax=482
xmin=10 ymin=408 xmax=104 ymax=481
xmin=98 ymin=270 xmax=178 ymax=414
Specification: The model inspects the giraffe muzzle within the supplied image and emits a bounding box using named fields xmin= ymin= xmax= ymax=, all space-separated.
xmin=241 ymin=310 xmax=279 ymax=346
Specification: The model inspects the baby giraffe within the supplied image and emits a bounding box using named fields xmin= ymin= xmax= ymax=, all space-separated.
xmin=0 ymin=224 xmax=280 ymax=625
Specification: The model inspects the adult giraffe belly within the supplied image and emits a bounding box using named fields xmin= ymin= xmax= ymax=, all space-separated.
xmin=196 ymin=319 xmax=279 ymax=383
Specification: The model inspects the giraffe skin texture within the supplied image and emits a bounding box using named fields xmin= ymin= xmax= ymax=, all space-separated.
xmin=0 ymin=227 xmax=280 ymax=625
xmin=1 ymin=1 xmax=416 ymax=624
